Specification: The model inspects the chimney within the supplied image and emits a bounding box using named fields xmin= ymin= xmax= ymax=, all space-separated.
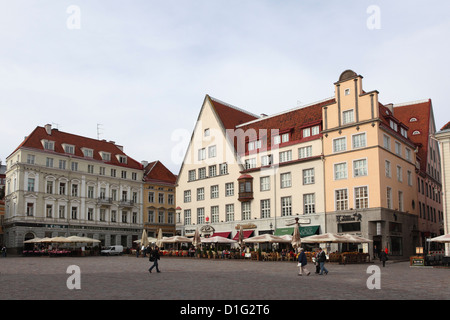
xmin=141 ymin=160 xmax=148 ymax=167
xmin=260 ymin=113 xmax=268 ymax=118
xmin=44 ymin=124 xmax=52 ymax=135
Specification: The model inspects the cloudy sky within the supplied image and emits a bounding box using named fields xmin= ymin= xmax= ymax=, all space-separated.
xmin=1 ymin=0 xmax=449 ymax=174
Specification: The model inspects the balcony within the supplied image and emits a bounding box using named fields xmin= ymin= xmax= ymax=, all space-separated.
xmin=97 ymin=197 xmax=113 ymax=206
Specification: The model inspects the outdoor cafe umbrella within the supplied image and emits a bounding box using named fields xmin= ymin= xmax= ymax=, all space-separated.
xmin=429 ymin=234 xmax=450 ymax=243
xmin=301 ymin=233 xmax=352 ymax=244
xmin=140 ymin=229 xmax=149 ymax=248
xmin=66 ymin=236 xmax=101 ymax=243
xmin=23 ymin=237 xmax=43 ymax=244
xmin=341 ymin=234 xmax=373 ymax=243
xmin=291 ymin=224 xmax=301 ymax=251
xmin=41 ymin=236 xmax=72 ymax=243
xmin=201 ymin=236 xmax=237 ymax=244
xmin=192 ymin=228 xmax=201 ymax=249
xmin=238 ymin=224 xmax=244 ymax=248
xmin=160 ymin=236 xmax=193 ymax=243
xmin=244 ymin=234 xmax=291 ymax=244
xmin=156 ymin=228 xmax=163 ymax=248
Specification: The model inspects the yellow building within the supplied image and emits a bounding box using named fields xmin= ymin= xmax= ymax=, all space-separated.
xmin=322 ymin=70 xmax=420 ymax=256
xmin=142 ymin=161 xmax=177 ymax=240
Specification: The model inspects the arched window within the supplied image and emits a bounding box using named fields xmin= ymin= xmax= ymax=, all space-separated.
xmin=413 ymin=130 xmax=421 ymax=135
xmin=410 ymin=117 xmax=418 ymax=122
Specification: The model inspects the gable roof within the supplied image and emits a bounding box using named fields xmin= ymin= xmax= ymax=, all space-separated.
xmin=208 ymin=96 xmax=259 ymax=130
xmin=144 ymin=160 xmax=177 ymax=185
xmin=10 ymin=125 xmax=143 ymax=170
xmin=394 ymin=99 xmax=432 ymax=173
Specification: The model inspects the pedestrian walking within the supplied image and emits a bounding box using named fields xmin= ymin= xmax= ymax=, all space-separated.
xmin=1 ymin=246 xmax=6 ymax=258
xmin=136 ymin=246 xmax=140 ymax=258
xmin=373 ymin=245 xmax=379 ymax=260
xmin=314 ymin=248 xmax=320 ymax=274
xmin=148 ymin=246 xmax=161 ymax=273
xmin=318 ymin=247 xmax=328 ymax=275
xmin=380 ymin=248 xmax=388 ymax=267
xmin=297 ymin=248 xmax=310 ymax=276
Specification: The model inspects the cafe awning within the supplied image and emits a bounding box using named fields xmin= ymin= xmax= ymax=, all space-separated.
xmin=233 ymin=230 xmax=254 ymax=241
xmin=211 ymin=232 xmax=231 ymax=238
xmin=274 ymin=225 xmax=320 ymax=237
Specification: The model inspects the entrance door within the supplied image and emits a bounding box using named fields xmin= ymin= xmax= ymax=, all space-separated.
xmin=373 ymin=236 xmax=382 ymax=259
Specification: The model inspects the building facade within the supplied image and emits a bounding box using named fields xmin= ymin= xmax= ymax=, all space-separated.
xmin=4 ymin=124 xmax=144 ymax=253
xmin=176 ymin=70 xmax=442 ymax=259
xmin=435 ymin=122 xmax=450 ymax=255
xmin=143 ymin=160 xmax=177 ymax=238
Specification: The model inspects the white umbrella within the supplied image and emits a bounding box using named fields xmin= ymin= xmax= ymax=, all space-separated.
xmin=134 ymin=237 xmax=158 ymax=244
xmin=429 ymin=234 xmax=450 ymax=243
xmin=193 ymin=228 xmax=201 ymax=249
xmin=201 ymin=236 xmax=237 ymax=244
xmin=156 ymin=228 xmax=163 ymax=248
xmin=23 ymin=237 xmax=43 ymax=244
xmin=66 ymin=236 xmax=101 ymax=243
xmin=244 ymin=234 xmax=291 ymax=244
xmin=301 ymin=233 xmax=353 ymax=244
xmin=160 ymin=236 xmax=193 ymax=244
xmin=140 ymin=229 xmax=149 ymax=247
xmin=341 ymin=234 xmax=373 ymax=243
xmin=291 ymin=224 xmax=301 ymax=250
xmin=42 ymin=236 xmax=72 ymax=243
xmin=238 ymin=225 xmax=244 ymax=248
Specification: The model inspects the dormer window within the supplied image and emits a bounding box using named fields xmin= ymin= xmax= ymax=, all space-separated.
xmin=400 ymin=127 xmax=408 ymax=138
xmin=413 ymin=130 xmax=421 ymax=135
xmin=390 ymin=120 xmax=398 ymax=132
xmin=82 ymin=148 xmax=93 ymax=158
xmin=409 ymin=118 xmax=418 ymax=122
xmin=101 ymin=152 xmax=111 ymax=161
xmin=63 ymin=144 xmax=75 ymax=154
xmin=118 ymin=155 xmax=127 ymax=164
xmin=42 ymin=140 xmax=55 ymax=151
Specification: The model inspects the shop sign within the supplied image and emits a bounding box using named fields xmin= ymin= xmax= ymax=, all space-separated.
xmin=336 ymin=213 xmax=362 ymax=223
xmin=411 ymin=258 xmax=425 ymax=267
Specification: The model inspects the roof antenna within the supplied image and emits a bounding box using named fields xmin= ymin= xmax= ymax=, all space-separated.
xmin=52 ymin=122 xmax=60 ymax=130
xmin=97 ymin=123 xmax=103 ymax=140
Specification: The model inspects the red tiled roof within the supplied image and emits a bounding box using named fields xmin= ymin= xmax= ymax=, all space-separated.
xmin=11 ymin=126 xmax=143 ymax=170
xmin=235 ymin=98 xmax=334 ymax=154
xmin=208 ymin=96 xmax=259 ymax=130
xmin=441 ymin=121 xmax=450 ymax=131
xmin=144 ymin=160 xmax=177 ymax=185
xmin=394 ymin=99 xmax=432 ymax=173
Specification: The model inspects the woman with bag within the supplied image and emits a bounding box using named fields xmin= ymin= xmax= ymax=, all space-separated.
xmin=297 ymin=248 xmax=310 ymax=276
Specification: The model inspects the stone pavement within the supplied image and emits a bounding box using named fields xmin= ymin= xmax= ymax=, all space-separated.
xmin=0 ymin=255 xmax=448 ymax=301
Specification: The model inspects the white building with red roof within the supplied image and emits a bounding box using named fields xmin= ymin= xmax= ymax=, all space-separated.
xmin=4 ymin=124 xmax=144 ymax=253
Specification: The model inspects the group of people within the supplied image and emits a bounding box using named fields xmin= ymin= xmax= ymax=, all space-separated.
xmin=297 ymin=247 xmax=328 ymax=276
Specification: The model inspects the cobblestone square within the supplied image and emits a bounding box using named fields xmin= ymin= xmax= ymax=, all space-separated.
xmin=0 ymin=256 xmax=448 ymax=301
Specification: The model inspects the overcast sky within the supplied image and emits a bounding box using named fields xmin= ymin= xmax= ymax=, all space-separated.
xmin=1 ymin=1 xmax=449 ymax=174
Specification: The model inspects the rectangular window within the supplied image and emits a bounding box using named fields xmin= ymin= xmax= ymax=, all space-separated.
xmin=260 ymin=176 xmax=270 ymax=191
xmin=46 ymin=157 xmax=54 ymax=168
xmin=225 ymin=183 xmax=234 ymax=196
xmin=280 ymin=172 xmax=292 ymax=188
xmin=299 ymin=146 xmax=312 ymax=159
xmin=158 ymin=193 xmax=164 ymax=204
xmin=279 ymin=150 xmax=292 ymax=163
xmin=211 ymin=185 xmax=219 ymax=199
xmin=208 ymin=145 xmax=216 ymax=158
xmin=59 ymin=160 xmax=66 ymax=170
xmin=245 ymin=158 xmax=257 ymax=169
xmin=225 ymin=204 xmax=234 ymax=222
xmin=261 ymin=154 xmax=273 ymax=166
xmin=46 ymin=204 xmax=53 ymax=218
xmin=71 ymin=207 xmax=78 ymax=220
xmin=383 ymin=135 xmax=391 ymax=150
xmin=397 ymin=166 xmax=403 ymax=182
xmin=342 ymin=109 xmax=354 ymax=124
xmin=311 ymin=125 xmax=320 ymax=135
xmin=27 ymin=178 xmax=35 ymax=192
xmin=335 ymin=189 xmax=348 ymax=211
xmin=184 ymin=190 xmax=191 ymax=203
xmin=333 ymin=137 xmax=346 ymax=153
xmin=352 ymin=133 xmax=366 ymax=149
xmin=71 ymin=184 xmax=78 ymax=197
xmin=198 ymin=148 xmax=206 ymax=161
xmin=87 ymin=208 xmax=94 ymax=221
xmin=198 ymin=167 xmax=206 ymax=179
xmin=398 ymin=191 xmax=404 ymax=212
xmin=148 ymin=210 xmax=155 ymax=223
xmin=387 ymin=187 xmax=392 ymax=209
xmin=59 ymin=205 xmax=65 ymax=219
xmin=59 ymin=182 xmax=66 ymax=195
xmin=303 ymin=128 xmax=311 ymax=138
xmin=27 ymin=154 xmax=35 ymax=164
xmin=395 ymin=141 xmax=402 ymax=156
xmin=46 ymin=181 xmax=54 ymax=194
xmin=209 ymin=165 xmax=217 ymax=177
xmin=355 ymin=186 xmax=369 ymax=209
xmin=220 ymin=163 xmax=228 ymax=175
xmin=303 ymin=168 xmax=315 ymax=185
xmin=71 ymin=162 xmax=78 ymax=171
xmin=260 ymin=199 xmax=271 ymax=218
xmin=188 ymin=170 xmax=196 ymax=181
xmin=281 ymin=196 xmax=292 ymax=216
xmin=197 ymin=208 xmax=204 ymax=224
xmin=334 ymin=163 xmax=347 ymax=180
xmin=304 ymin=193 xmax=315 ymax=214
xmin=211 ymin=206 xmax=219 ymax=223
xmin=385 ymin=160 xmax=391 ymax=178
xmin=353 ymin=159 xmax=368 ymax=177
xmin=26 ymin=203 xmax=34 ymax=216
xmin=241 ymin=202 xmax=251 ymax=220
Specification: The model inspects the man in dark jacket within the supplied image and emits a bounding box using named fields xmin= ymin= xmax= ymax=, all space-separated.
xmin=318 ymin=248 xmax=328 ymax=275
xmin=297 ymin=248 xmax=310 ymax=276
xmin=149 ymin=246 xmax=161 ymax=273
